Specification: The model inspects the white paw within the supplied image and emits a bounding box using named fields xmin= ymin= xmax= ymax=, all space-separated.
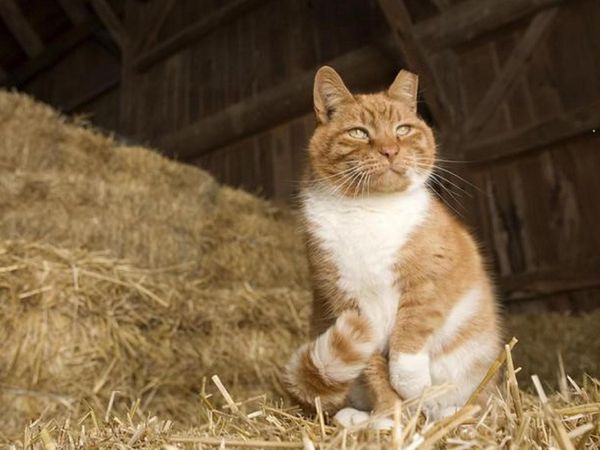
xmin=425 ymin=405 xmax=460 ymax=421
xmin=389 ymin=352 xmax=431 ymax=400
xmin=371 ymin=417 xmax=395 ymax=430
xmin=334 ymin=407 xmax=370 ymax=428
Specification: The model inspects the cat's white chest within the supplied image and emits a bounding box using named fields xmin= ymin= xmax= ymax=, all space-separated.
xmin=303 ymin=188 xmax=431 ymax=349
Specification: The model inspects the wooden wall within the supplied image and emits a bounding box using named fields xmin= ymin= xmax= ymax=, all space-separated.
xmin=121 ymin=0 xmax=393 ymax=200
xmin=13 ymin=0 xmax=600 ymax=312
xmin=22 ymin=37 xmax=121 ymax=131
xmin=451 ymin=0 xmax=600 ymax=312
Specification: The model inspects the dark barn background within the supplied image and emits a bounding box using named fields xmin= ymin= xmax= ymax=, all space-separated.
xmin=1 ymin=0 xmax=599 ymax=313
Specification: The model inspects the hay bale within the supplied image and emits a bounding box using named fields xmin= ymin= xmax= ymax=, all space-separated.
xmin=0 ymin=91 xmax=309 ymax=437
xmin=0 ymin=91 xmax=308 ymax=287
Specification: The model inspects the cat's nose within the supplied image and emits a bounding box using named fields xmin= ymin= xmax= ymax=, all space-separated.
xmin=380 ymin=146 xmax=398 ymax=160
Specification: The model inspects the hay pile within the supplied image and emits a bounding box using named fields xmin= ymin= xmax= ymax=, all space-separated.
xmin=0 ymin=91 xmax=310 ymax=438
xmin=0 ymin=91 xmax=598 ymax=448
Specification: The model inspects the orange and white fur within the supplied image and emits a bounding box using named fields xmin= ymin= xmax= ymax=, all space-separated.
xmin=283 ymin=66 xmax=501 ymax=427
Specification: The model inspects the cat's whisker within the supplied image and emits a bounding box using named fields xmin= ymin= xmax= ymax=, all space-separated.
xmin=338 ymin=169 xmax=365 ymax=198
xmin=427 ymin=171 xmax=472 ymax=199
xmin=349 ymin=170 xmax=368 ymax=197
xmin=429 ymin=175 xmax=467 ymax=213
xmin=306 ymin=166 xmax=368 ymax=185
xmin=427 ymin=171 xmax=467 ymax=203
xmin=412 ymin=163 xmax=477 ymax=198
xmin=356 ymin=171 xmax=368 ymax=198
xmin=427 ymin=179 xmax=465 ymax=218
xmin=319 ymin=165 xmax=367 ymax=193
xmin=325 ymin=163 xmax=382 ymax=199
xmin=417 ymin=162 xmax=486 ymax=195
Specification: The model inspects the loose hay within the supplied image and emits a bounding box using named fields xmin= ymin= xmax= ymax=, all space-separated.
xmin=0 ymin=90 xmax=599 ymax=448
xmin=7 ymin=357 xmax=600 ymax=449
xmin=0 ymin=241 xmax=310 ymax=437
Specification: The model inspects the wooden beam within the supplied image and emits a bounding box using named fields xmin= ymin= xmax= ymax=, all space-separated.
xmin=501 ymin=264 xmax=600 ymax=301
xmin=62 ymin=73 xmax=120 ymax=112
xmin=0 ymin=20 xmax=101 ymax=88
xmin=430 ymin=0 xmax=452 ymax=11
xmin=377 ymin=0 xmax=454 ymax=128
xmin=57 ymin=0 xmax=90 ymax=24
xmin=0 ymin=0 xmax=44 ymax=57
xmin=156 ymin=46 xmax=396 ymax=159
xmin=465 ymin=8 xmax=559 ymax=136
xmin=465 ymin=101 xmax=600 ymax=163
xmin=136 ymin=0 xmax=177 ymax=52
xmin=134 ymin=0 xmax=269 ymax=71
xmin=415 ymin=0 xmax=564 ymax=50
xmin=88 ymin=0 xmax=126 ymax=48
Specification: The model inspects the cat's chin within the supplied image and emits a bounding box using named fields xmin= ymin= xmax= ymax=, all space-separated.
xmin=369 ymin=171 xmax=412 ymax=194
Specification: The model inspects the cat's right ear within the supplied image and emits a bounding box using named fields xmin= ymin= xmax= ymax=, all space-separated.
xmin=313 ymin=66 xmax=354 ymax=124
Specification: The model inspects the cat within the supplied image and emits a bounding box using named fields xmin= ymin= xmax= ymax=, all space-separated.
xmin=283 ymin=66 xmax=501 ymax=427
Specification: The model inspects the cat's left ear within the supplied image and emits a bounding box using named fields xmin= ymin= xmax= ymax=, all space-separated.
xmin=313 ymin=66 xmax=354 ymax=124
xmin=388 ymin=69 xmax=418 ymax=112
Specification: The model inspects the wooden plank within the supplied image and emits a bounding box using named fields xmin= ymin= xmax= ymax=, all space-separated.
xmin=501 ymin=264 xmax=600 ymax=301
xmin=0 ymin=0 xmax=44 ymax=57
xmin=134 ymin=0 xmax=270 ymax=71
xmin=504 ymin=289 xmax=599 ymax=313
xmin=57 ymin=0 xmax=90 ymax=24
xmin=466 ymin=8 xmax=559 ymax=136
xmin=465 ymin=100 xmax=600 ymax=162
xmin=88 ymin=0 xmax=126 ymax=48
xmin=415 ymin=0 xmax=564 ymax=50
xmin=377 ymin=0 xmax=454 ymax=128
xmin=0 ymin=20 xmax=102 ymax=88
xmin=156 ymin=45 xmax=396 ymax=159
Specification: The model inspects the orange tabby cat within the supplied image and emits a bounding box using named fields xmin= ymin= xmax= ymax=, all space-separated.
xmin=283 ymin=66 xmax=501 ymax=426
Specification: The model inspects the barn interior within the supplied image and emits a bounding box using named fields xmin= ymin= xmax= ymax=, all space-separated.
xmin=0 ymin=0 xmax=599 ymax=448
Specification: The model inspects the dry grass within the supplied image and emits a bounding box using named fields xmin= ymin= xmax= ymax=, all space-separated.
xmin=6 ymin=357 xmax=600 ymax=449
xmin=0 ymin=91 xmax=598 ymax=448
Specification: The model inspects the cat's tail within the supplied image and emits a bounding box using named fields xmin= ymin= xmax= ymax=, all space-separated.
xmin=282 ymin=310 xmax=377 ymax=412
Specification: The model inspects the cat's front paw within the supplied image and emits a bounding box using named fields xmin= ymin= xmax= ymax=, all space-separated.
xmin=334 ymin=407 xmax=370 ymax=428
xmin=389 ymin=352 xmax=431 ymax=400
xmin=334 ymin=408 xmax=396 ymax=430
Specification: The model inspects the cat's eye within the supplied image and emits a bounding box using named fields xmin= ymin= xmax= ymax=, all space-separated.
xmin=348 ymin=127 xmax=369 ymax=140
xmin=396 ymin=124 xmax=412 ymax=136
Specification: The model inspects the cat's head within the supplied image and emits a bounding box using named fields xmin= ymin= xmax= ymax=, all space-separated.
xmin=308 ymin=66 xmax=436 ymax=195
